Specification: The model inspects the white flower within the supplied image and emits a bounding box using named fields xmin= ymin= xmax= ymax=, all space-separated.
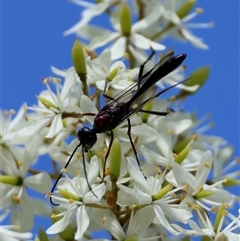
xmin=172 ymin=208 xmax=240 ymax=240
xmin=17 ymin=67 xmax=78 ymax=138
xmin=47 ymin=156 xmax=106 ymax=240
xmin=144 ymin=0 xmax=212 ymax=49
xmin=1 ymin=139 xmax=52 ymax=231
xmin=0 ymin=106 xmax=28 ymax=146
xmin=118 ymin=159 xmax=192 ymax=235
xmin=64 ymin=0 xmax=123 ymax=36
xmin=74 ymin=6 xmax=165 ymax=60
xmin=86 ymin=48 xmax=138 ymax=93
xmin=0 ymin=209 xmax=33 ymax=241
xmin=166 ymin=151 xmax=234 ymax=211
xmin=94 ymin=206 xmax=160 ymax=240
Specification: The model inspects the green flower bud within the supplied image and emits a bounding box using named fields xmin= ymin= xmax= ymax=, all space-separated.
xmin=214 ymin=203 xmax=226 ymax=233
xmin=72 ymin=39 xmax=87 ymax=76
xmin=107 ymin=65 xmax=119 ymax=82
xmin=72 ymin=39 xmax=88 ymax=95
xmin=174 ymin=136 xmax=192 ymax=154
xmin=141 ymin=101 xmax=153 ymax=123
xmin=194 ymin=189 xmax=214 ymax=199
xmin=124 ymin=237 xmax=138 ymax=241
xmin=177 ymin=0 xmax=196 ymax=19
xmin=58 ymin=188 xmax=82 ymax=202
xmin=201 ymin=236 xmax=212 ymax=241
xmin=38 ymin=227 xmax=49 ymax=241
xmin=152 ymin=184 xmax=173 ymax=201
xmin=120 ymin=4 xmax=132 ymax=36
xmin=182 ymin=236 xmax=191 ymax=241
xmin=176 ymin=66 xmax=210 ymax=98
xmin=223 ymin=178 xmax=240 ymax=187
xmin=109 ymin=138 xmax=121 ymax=180
xmin=37 ymin=96 xmax=59 ymax=110
xmin=175 ymin=145 xmax=190 ymax=164
xmin=0 ymin=175 xmax=22 ymax=185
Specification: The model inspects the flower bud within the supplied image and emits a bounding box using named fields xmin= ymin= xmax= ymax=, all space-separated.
xmin=176 ymin=66 xmax=210 ymax=98
xmin=72 ymin=39 xmax=88 ymax=95
xmin=175 ymin=145 xmax=190 ymax=164
xmin=124 ymin=237 xmax=138 ymax=241
xmin=152 ymin=184 xmax=173 ymax=201
xmin=72 ymin=39 xmax=87 ymax=76
xmin=109 ymin=138 xmax=121 ymax=180
xmin=141 ymin=101 xmax=153 ymax=123
xmin=177 ymin=0 xmax=196 ymax=19
xmin=0 ymin=175 xmax=22 ymax=185
xmin=223 ymin=178 xmax=240 ymax=187
xmin=120 ymin=4 xmax=132 ymax=35
xmin=194 ymin=189 xmax=213 ymax=199
xmin=174 ymin=136 xmax=192 ymax=154
xmin=58 ymin=188 xmax=82 ymax=202
xmin=37 ymin=96 xmax=59 ymax=110
xmin=214 ymin=203 xmax=226 ymax=233
xmin=38 ymin=227 xmax=49 ymax=241
xmin=107 ymin=65 xmax=119 ymax=82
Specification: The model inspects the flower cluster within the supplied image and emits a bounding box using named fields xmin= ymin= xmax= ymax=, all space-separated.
xmin=1 ymin=1 xmax=239 ymax=241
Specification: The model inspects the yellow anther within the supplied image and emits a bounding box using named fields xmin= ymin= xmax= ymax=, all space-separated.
xmin=102 ymin=216 xmax=107 ymax=223
xmin=204 ymin=162 xmax=210 ymax=168
xmin=167 ymin=130 xmax=174 ymax=135
xmin=211 ymin=206 xmax=217 ymax=213
xmin=17 ymin=160 xmax=23 ymax=167
xmin=196 ymin=8 xmax=203 ymax=14
xmin=12 ymin=195 xmax=20 ymax=204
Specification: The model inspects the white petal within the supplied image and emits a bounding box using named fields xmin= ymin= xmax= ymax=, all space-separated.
xmin=1 ymin=228 xmax=33 ymax=240
xmin=75 ymin=206 xmax=90 ymax=240
xmin=30 ymin=197 xmax=52 ymax=216
xmin=172 ymin=162 xmax=194 ymax=189
xmin=157 ymin=201 xmax=192 ymax=222
xmin=63 ymin=2 xmax=109 ymax=36
xmin=128 ymin=158 xmax=150 ymax=194
xmin=17 ymin=189 xmax=35 ymax=231
xmin=166 ymin=119 xmax=192 ymax=135
xmin=149 ymin=39 xmax=166 ymax=51
xmin=51 ymin=66 xmax=67 ymax=77
xmin=117 ymin=124 xmax=158 ymax=144
xmin=47 ymin=206 xmax=77 ymax=234
xmin=9 ymin=104 xmax=26 ymax=131
xmin=194 ymin=150 xmax=212 ymax=189
xmin=110 ymin=37 xmax=127 ymax=60
xmin=181 ymin=28 xmax=209 ymax=49
xmin=24 ymin=172 xmax=52 ymax=193
xmin=153 ymin=205 xmax=179 ymax=235
xmin=80 ymin=95 xmax=98 ymax=121
xmin=131 ymin=33 xmax=151 ymax=50
xmin=84 ymin=183 xmax=106 ymax=203
xmin=128 ymin=206 xmax=155 ymax=236
xmin=132 ymin=6 xmax=163 ymax=32
xmin=94 ymin=209 xmax=126 ymax=240
xmin=90 ymin=32 xmax=119 ymax=50
xmin=17 ymin=118 xmax=51 ymax=136
xmin=117 ymin=184 xmax=139 ymax=206
xmin=87 ymin=156 xmax=100 ymax=185
xmin=45 ymin=114 xmax=63 ymax=138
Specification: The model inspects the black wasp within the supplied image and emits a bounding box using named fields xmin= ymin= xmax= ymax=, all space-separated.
xmin=50 ymin=50 xmax=187 ymax=205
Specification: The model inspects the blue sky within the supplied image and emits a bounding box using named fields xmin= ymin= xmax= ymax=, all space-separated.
xmin=2 ymin=0 xmax=239 ymax=237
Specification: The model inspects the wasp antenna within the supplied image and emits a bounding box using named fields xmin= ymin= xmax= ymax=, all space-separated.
xmin=155 ymin=78 xmax=188 ymax=99
xmin=50 ymin=143 xmax=82 ymax=206
xmin=81 ymin=146 xmax=98 ymax=198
